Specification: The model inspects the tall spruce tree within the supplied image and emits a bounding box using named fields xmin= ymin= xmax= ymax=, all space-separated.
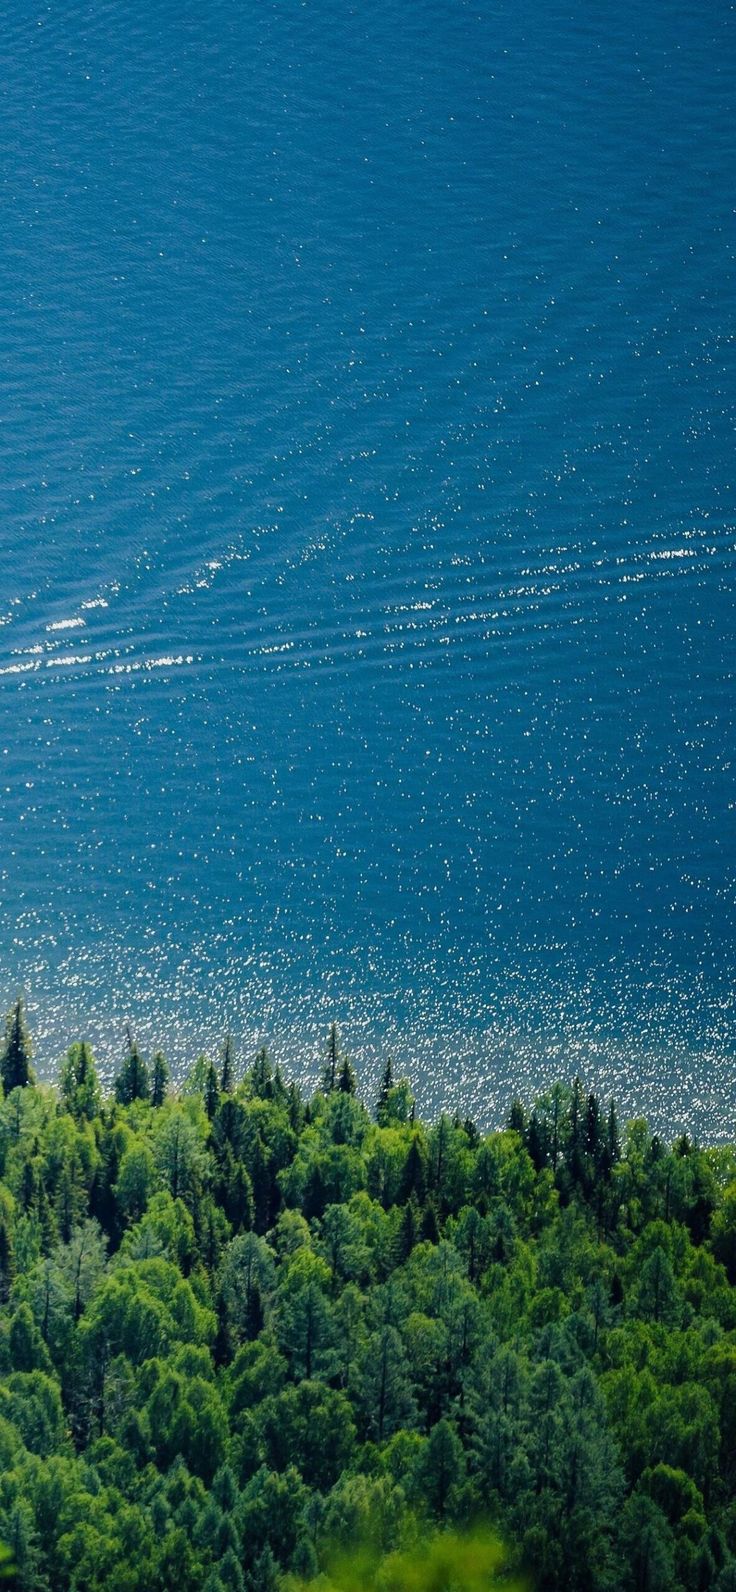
xmin=607 ymin=1098 xmax=621 ymax=1165
xmin=1 ymin=996 xmax=35 ymax=1093
xmin=114 ymin=1033 xmax=150 ymax=1105
xmin=361 ymin=1324 xmax=416 ymax=1441
xmin=59 ymin=1041 xmax=101 ymax=1121
xmin=507 ymin=1099 xmax=526 ymax=1134
xmin=205 ymin=1060 xmax=221 ymax=1120
xmin=321 ymin=1022 xmax=340 ymax=1094
xmin=337 ymin=1052 xmax=357 ymax=1094
xmin=0 ymin=1215 xmax=15 ymax=1305
xmin=251 ymin=1045 xmax=273 ymax=1099
xmin=221 ymin=1033 xmax=235 ymax=1094
xmin=151 ymin=1050 xmax=169 ymax=1107
xmin=376 ymin=1055 xmax=394 ymax=1122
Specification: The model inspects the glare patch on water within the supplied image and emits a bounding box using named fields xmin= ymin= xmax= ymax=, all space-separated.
xmin=0 ymin=0 xmax=733 ymax=1138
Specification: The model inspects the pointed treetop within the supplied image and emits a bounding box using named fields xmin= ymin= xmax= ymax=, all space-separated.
xmin=606 ymin=1098 xmax=620 ymax=1163
xmin=507 ymin=1099 xmax=526 ymax=1135
xmin=321 ymin=1022 xmax=340 ymax=1094
xmin=59 ymin=1041 xmax=100 ymax=1120
xmin=204 ymin=1060 xmax=220 ymax=1119
xmin=376 ymin=1054 xmax=394 ymax=1121
xmin=151 ymin=1050 xmax=169 ymax=1108
xmin=114 ymin=1030 xmax=150 ymax=1106
xmin=221 ymin=1032 xmax=235 ymax=1094
xmin=1 ymin=995 xmax=35 ymax=1094
xmin=250 ymin=1044 xmax=273 ymax=1100
xmin=337 ymin=1052 xmax=357 ymax=1095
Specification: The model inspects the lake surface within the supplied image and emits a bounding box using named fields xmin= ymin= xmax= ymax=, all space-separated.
xmin=0 ymin=0 xmax=734 ymax=1136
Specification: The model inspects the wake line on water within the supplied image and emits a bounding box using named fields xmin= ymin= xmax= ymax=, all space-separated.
xmin=0 ymin=652 xmax=199 ymax=679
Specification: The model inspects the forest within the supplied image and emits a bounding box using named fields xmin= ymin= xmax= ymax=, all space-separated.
xmin=0 ymin=996 xmax=735 ymax=1592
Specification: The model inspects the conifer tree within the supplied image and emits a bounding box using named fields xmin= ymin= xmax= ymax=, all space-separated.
xmin=20 ymin=1159 xmax=38 ymax=1215
xmin=212 ymin=1464 xmax=239 ymax=1513
xmin=249 ymin=1137 xmax=273 ymax=1233
xmin=586 ymin=1092 xmax=602 ymax=1160
xmin=607 ymin=1099 xmax=621 ymax=1166
xmin=114 ymin=1032 xmax=150 ymax=1105
xmin=249 ymin=1546 xmax=278 ymax=1592
xmin=205 ymin=1060 xmax=221 ymax=1120
xmin=507 ymin=1099 xmax=526 ymax=1134
xmin=422 ymin=1200 xmax=440 ymax=1244
xmin=271 ymin=1065 xmax=287 ymax=1105
xmin=2 ymin=1500 xmax=43 ymax=1592
xmin=0 ymin=1215 xmax=15 ymax=1305
xmin=547 ymin=1082 xmax=567 ymax=1171
xmin=0 ymin=995 xmax=35 ymax=1093
xmin=55 ymin=1157 xmax=85 ymax=1243
xmin=151 ymin=1050 xmax=169 ymax=1107
xmin=251 ymin=1045 xmax=273 ymax=1099
xmin=526 ymin=1110 xmax=547 ymax=1170
xmin=221 ymin=1033 xmax=235 ymax=1093
xmin=399 ymin=1135 xmax=428 ymax=1205
xmin=59 ymin=1041 xmax=101 ymax=1120
xmin=287 ymin=1081 xmax=304 ymax=1132
xmin=361 ymin=1323 xmax=416 ymax=1441
xmin=219 ymin=1546 xmax=246 ymax=1592
xmin=278 ymin=1276 xmax=335 ymax=1380
xmin=9 ymin=1302 xmax=52 ymax=1373
xmin=419 ymin=1419 xmax=466 ymax=1518
xmin=244 ymin=1278 xmax=265 ymax=1341
xmin=618 ymin=1495 xmax=676 ymax=1592
xmin=220 ymin=1231 xmax=275 ymax=1340
xmin=321 ymin=1022 xmax=340 ymax=1093
xmin=633 ymin=1246 xmax=682 ymax=1327
xmin=376 ymin=1055 xmax=394 ymax=1122
xmin=569 ymin=1076 xmax=584 ymax=1148
xmin=337 ymin=1052 xmax=357 ymax=1094
xmin=396 ymin=1195 xmax=421 ymax=1263
xmin=218 ymin=1150 xmax=254 ymax=1232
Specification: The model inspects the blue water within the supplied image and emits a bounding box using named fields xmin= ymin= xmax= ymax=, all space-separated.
xmin=0 ymin=0 xmax=734 ymax=1135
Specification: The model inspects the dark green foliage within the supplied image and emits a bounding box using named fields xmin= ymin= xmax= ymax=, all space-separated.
xmin=360 ymin=1324 xmax=415 ymax=1441
xmin=59 ymin=1041 xmax=101 ymax=1120
xmin=0 ymin=1219 xmax=14 ymax=1306
xmin=399 ymin=1134 xmax=428 ymax=1204
xmin=1 ymin=996 xmax=35 ymax=1093
xmin=321 ymin=1023 xmax=340 ymax=1094
xmin=152 ymin=1050 xmax=170 ymax=1107
xmin=221 ymin=1034 xmax=236 ymax=1095
xmin=507 ymin=1099 xmax=526 ymax=1135
xmin=205 ymin=1061 xmax=221 ymax=1120
xmin=0 ymin=1007 xmax=732 ymax=1592
xmin=249 ymin=1047 xmax=273 ymax=1100
xmin=419 ymin=1418 xmax=466 ymax=1517
xmin=337 ymin=1054 xmax=357 ymax=1095
xmin=376 ymin=1056 xmax=393 ymax=1122
xmin=114 ymin=1034 xmax=151 ymax=1104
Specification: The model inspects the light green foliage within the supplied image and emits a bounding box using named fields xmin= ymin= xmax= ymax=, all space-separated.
xmin=153 ymin=1104 xmax=208 ymax=1208
xmin=284 ymin=1524 xmax=527 ymax=1592
xmin=219 ymin=1232 xmax=275 ymax=1341
xmin=80 ymin=1257 xmax=215 ymax=1364
xmin=119 ymin=1190 xmax=196 ymax=1268
xmin=114 ymin=1143 xmax=157 ymax=1226
xmin=0 ymin=1007 xmax=731 ymax=1591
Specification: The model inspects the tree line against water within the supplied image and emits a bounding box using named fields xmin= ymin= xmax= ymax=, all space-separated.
xmin=0 ymin=995 xmax=735 ymax=1592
